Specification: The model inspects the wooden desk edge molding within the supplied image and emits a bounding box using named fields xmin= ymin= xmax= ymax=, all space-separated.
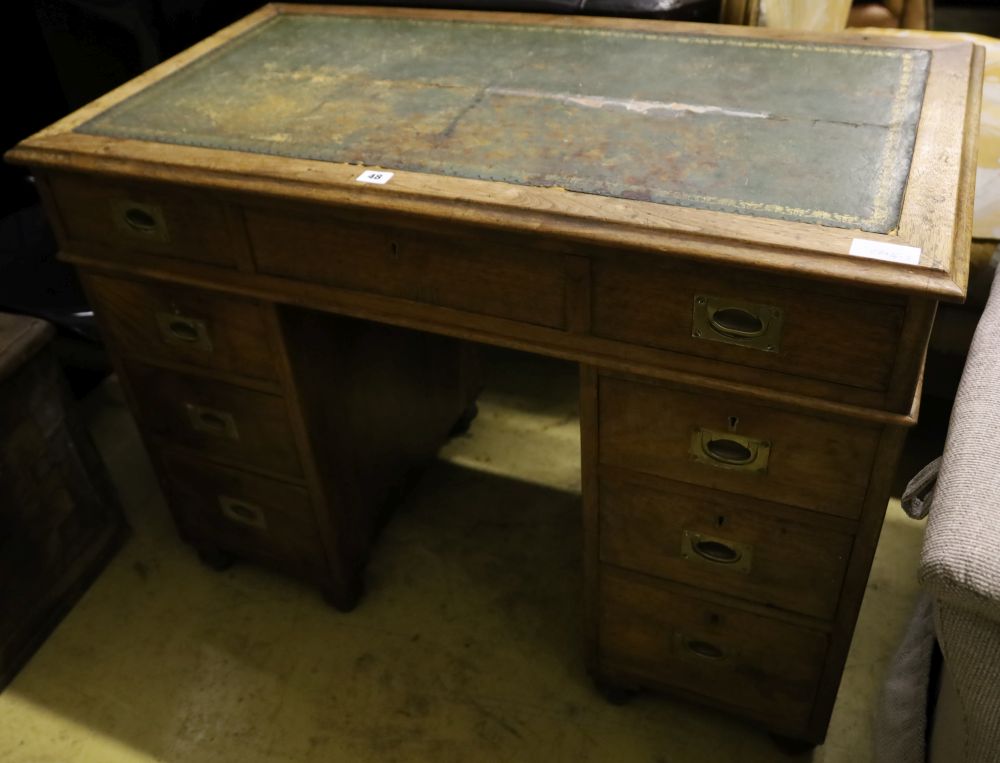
xmin=7 ymin=5 xmax=982 ymax=745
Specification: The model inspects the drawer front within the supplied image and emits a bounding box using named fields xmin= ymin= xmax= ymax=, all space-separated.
xmin=598 ymin=375 xmax=880 ymax=517
xmin=599 ymin=567 xmax=827 ymax=727
xmin=592 ymin=259 xmax=904 ymax=392
xmin=47 ymin=173 xmax=237 ymax=267
xmin=125 ymin=363 xmax=302 ymax=477
xmin=86 ymin=274 xmax=277 ymax=381
xmin=245 ymin=208 xmax=574 ymax=329
xmin=599 ymin=480 xmax=852 ymax=619
xmin=161 ymin=452 xmax=327 ymax=580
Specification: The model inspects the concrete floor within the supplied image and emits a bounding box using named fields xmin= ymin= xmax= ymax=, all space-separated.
xmin=0 ymin=348 xmax=930 ymax=762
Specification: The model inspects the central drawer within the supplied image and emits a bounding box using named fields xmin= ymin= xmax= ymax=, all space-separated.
xmin=125 ymin=362 xmax=302 ymax=478
xmin=598 ymin=374 xmax=881 ymax=518
xmin=244 ymin=207 xmax=578 ymax=329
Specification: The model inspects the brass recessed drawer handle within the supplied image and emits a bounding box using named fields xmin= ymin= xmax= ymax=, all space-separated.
xmin=155 ymin=313 xmax=213 ymax=352
xmin=694 ymin=539 xmax=740 ymax=563
xmin=692 ymin=295 xmax=783 ymax=352
xmin=185 ymin=403 xmax=239 ymax=440
xmin=218 ymin=495 xmax=266 ymax=529
xmin=111 ymin=200 xmax=169 ymax=242
xmin=708 ymin=306 xmax=765 ymax=338
xmin=690 ymin=428 xmax=770 ymax=473
xmin=705 ymin=437 xmax=754 ymax=464
xmin=167 ymin=320 xmax=198 ymax=341
xmin=687 ymin=640 xmax=725 ymax=660
xmin=124 ymin=207 xmax=158 ymax=232
xmin=674 ymin=632 xmax=730 ymax=662
xmin=681 ymin=530 xmax=753 ymax=573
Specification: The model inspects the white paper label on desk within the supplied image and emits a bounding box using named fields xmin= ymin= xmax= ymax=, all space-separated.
xmin=356 ymin=170 xmax=394 ymax=185
xmin=848 ymin=238 xmax=922 ymax=265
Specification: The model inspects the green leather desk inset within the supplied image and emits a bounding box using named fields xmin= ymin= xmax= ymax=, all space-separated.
xmin=7 ymin=4 xmax=982 ymax=746
xmin=78 ymin=13 xmax=930 ymax=233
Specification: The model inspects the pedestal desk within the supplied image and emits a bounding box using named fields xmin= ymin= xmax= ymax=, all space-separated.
xmin=7 ymin=5 xmax=982 ymax=744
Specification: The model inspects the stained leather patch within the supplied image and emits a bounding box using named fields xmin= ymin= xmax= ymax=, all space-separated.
xmin=78 ymin=14 xmax=930 ymax=233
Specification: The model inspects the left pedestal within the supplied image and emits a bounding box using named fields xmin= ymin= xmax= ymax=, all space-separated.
xmin=81 ymin=272 xmax=479 ymax=611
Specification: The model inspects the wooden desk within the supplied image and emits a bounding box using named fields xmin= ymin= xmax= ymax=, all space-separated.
xmin=7 ymin=4 xmax=982 ymax=744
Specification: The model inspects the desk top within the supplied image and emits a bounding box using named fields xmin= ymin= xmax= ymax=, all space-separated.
xmin=77 ymin=13 xmax=927 ymax=236
xmin=7 ymin=5 xmax=983 ymax=299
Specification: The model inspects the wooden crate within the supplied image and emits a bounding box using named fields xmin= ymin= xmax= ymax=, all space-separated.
xmin=0 ymin=313 xmax=127 ymax=689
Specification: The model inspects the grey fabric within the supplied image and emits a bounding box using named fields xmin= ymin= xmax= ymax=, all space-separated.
xmin=920 ymin=273 xmax=1000 ymax=620
xmin=874 ymin=594 xmax=936 ymax=763
xmin=932 ymin=603 xmax=1000 ymax=762
xmin=903 ymin=456 xmax=942 ymax=520
xmin=916 ymin=273 xmax=1000 ymax=762
xmin=929 ymin=658 xmax=966 ymax=763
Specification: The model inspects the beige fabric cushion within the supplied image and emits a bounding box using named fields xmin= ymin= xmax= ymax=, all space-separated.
xmin=931 ymin=603 xmax=1000 ymax=762
xmin=918 ymin=272 xmax=1000 ymax=761
xmin=920 ymin=272 xmax=1000 ymax=621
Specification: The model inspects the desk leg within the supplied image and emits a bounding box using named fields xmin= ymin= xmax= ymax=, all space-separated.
xmin=275 ymin=307 xmax=481 ymax=611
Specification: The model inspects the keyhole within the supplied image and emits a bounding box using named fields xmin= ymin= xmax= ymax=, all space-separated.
xmin=716 ymin=515 xmax=726 ymax=529
xmin=728 ymin=415 xmax=739 ymax=431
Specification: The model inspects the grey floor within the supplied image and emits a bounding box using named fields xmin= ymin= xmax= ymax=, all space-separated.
xmin=0 ymin=347 xmax=931 ymax=762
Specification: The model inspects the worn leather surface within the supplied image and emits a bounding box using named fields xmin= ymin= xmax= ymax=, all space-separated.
xmin=79 ymin=12 xmax=929 ymax=232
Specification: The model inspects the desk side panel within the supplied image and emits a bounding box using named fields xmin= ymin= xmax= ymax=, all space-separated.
xmin=277 ymin=307 xmax=480 ymax=607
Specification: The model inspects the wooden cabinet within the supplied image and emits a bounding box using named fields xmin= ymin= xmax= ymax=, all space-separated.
xmin=0 ymin=314 xmax=126 ymax=689
xmin=7 ymin=4 xmax=981 ymax=746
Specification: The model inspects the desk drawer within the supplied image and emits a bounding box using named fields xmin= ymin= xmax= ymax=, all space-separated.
xmin=46 ymin=173 xmax=237 ymax=268
xmin=245 ymin=208 xmax=575 ymax=329
xmin=598 ymin=375 xmax=880 ymax=517
xmin=592 ymin=259 xmax=904 ymax=392
xmin=161 ymin=452 xmax=327 ymax=581
xmin=86 ymin=274 xmax=277 ymax=381
xmin=599 ymin=479 xmax=852 ymax=619
xmin=599 ymin=567 xmax=827 ymax=728
xmin=125 ymin=363 xmax=302 ymax=478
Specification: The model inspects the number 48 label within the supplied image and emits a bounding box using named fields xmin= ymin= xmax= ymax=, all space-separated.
xmin=356 ymin=170 xmax=394 ymax=185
